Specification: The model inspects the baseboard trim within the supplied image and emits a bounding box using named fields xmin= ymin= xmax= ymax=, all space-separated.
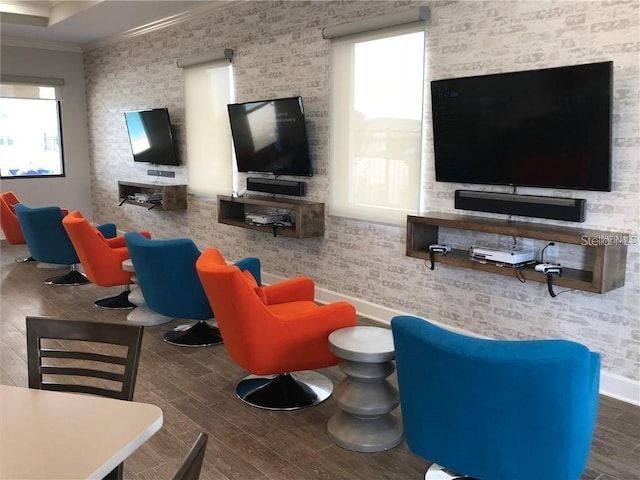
xmin=599 ymin=371 xmax=640 ymax=406
xmin=262 ymin=272 xmax=640 ymax=406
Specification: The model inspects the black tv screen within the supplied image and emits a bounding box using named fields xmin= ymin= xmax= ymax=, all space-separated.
xmin=228 ymin=96 xmax=313 ymax=177
xmin=431 ymin=61 xmax=613 ymax=192
xmin=124 ymin=108 xmax=180 ymax=166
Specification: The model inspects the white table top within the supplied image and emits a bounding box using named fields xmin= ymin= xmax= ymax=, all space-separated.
xmin=328 ymin=326 xmax=395 ymax=362
xmin=0 ymin=385 xmax=163 ymax=480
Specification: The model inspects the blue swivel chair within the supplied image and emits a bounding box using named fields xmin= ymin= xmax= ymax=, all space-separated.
xmin=391 ymin=315 xmax=600 ymax=480
xmin=14 ymin=204 xmax=116 ymax=285
xmin=124 ymin=232 xmax=261 ymax=347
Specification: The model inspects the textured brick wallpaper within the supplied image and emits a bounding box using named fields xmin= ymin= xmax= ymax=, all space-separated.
xmin=84 ymin=1 xmax=639 ymax=384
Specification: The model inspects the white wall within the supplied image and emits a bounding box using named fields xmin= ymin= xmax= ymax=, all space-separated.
xmin=0 ymin=45 xmax=94 ymax=219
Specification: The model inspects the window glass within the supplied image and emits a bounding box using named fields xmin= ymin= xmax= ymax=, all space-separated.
xmin=329 ymin=25 xmax=425 ymax=225
xmin=0 ymin=97 xmax=64 ymax=178
xmin=184 ymin=62 xmax=234 ymax=196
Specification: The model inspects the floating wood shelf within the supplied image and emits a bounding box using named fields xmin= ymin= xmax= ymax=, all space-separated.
xmin=118 ymin=181 xmax=187 ymax=211
xmin=406 ymin=213 xmax=628 ymax=294
xmin=218 ymin=194 xmax=324 ymax=239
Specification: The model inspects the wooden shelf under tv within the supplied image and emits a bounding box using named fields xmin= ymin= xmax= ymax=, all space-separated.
xmin=406 ymin=213 xmax=628 ymax=294
xmin=118 ymin=181 xmax=187 ymax=211
xmin=217 ymin=194 xmax=324 ymax=239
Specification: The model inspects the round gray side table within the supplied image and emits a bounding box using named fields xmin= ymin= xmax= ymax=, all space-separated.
xmin=327 ymin=326 xmax=403 ymax=452
xmin=121 ymin=259 xmax=173 ymax=326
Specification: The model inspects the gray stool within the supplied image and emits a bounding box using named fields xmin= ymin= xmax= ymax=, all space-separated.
xmin=121 ymin=259 xmax=173 ymax=326
xmin=327 ymin=326 xmax=403 ymax=452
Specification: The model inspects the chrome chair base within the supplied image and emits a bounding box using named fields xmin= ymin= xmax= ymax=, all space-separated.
xmin=425 ymin=464 xmax=478 ymax=480
xmin=237 ymin=371 xmax=333 ymax=411
xmin=163 ymin=320 xmax=222 ymax=347
xmin=45 ymin=269 xmax=90 ymax=286
xmin=94 ymin=290 xmax=135 ymax=309
xmin=15 ymin=255 xmax=36 ymax=263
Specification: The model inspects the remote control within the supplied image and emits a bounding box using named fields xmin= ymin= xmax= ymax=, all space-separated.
xmin=535 ymin=263 xmax=562 ymax=274
xmin=429 ymin=244 xmax=451 ymax=254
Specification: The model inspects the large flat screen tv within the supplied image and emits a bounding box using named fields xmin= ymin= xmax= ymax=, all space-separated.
xmin=431 ymin=61 xmax=613 ymax=192
xmin=227 ymin=96 xmax=313 ymax=177
xmin=124 ymin=108 xmax=180 ymax=166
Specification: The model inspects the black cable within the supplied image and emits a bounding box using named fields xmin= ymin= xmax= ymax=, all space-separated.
xmin=541 ymin=242 xmax=555 ymax=263
xmin=544 ymin=270 xmax=575 ymax=297
xmin=546 ymin=273 xmax=558 ymax=297
xmin=514 ymin=267 xmax=526 ymax=283
xmin=428 ymin=249 xmax=435 ymax=270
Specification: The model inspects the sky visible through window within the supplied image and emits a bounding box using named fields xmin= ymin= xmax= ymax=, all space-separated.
xmin=354 ymin=31 xmax=424 ymax=122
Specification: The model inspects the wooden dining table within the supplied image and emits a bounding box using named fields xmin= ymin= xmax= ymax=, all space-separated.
xmin=0 ymin=384 xmax=163 ymax=479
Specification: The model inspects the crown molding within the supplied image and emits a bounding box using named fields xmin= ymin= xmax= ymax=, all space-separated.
xmin=81 ymin=0 xmax=244 ymax=52
xmin=0 ymin=35 xmax=82 ymax=52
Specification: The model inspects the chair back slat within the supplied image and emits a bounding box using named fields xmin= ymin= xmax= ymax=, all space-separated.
xmin=40 ymin=349 xmax=128 ymax=366
xmin=39 ymin=382 xmax=129 ymax=400
xmin=26 ymin=316 xmax=144 ymax=401
xmin=40 ymin=366 xmax=125 ymax=383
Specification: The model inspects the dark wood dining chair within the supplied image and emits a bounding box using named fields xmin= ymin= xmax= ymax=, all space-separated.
xmin=25 ymin=315 xmax=145 ymax=479
xmin=171 ymin=432 xmax=209 ymax=480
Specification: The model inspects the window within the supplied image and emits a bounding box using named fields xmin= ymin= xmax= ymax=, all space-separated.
xmin=183 ymin=60 xmax=234 ymax=196
xmin=329 ymin=25 xmax=425 ymax=225
xmin=0 ymin=79 xmax=65 ymax=178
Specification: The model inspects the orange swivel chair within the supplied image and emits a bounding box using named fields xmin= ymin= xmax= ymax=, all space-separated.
xmin=0 ymin=191 xmax=34 ymax=262
xmin=196 ymin=247 xmax=357 ymax=410
xmin=62 ymin=211 xmax=150 ymax=309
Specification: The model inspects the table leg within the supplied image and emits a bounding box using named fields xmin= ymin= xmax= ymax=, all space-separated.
xmin=327 ymin=358 xmax=403 ymax=452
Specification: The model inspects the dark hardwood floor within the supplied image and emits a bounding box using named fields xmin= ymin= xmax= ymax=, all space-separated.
xmin=1 ymin=240 xmax=638 ymax=480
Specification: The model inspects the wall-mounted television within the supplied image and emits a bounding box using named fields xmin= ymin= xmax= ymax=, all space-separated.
xmin=227 ymin=96 xmax=313 ymax=177
xmin=123 ymin=108 xmax=180 ymax=166
xmin=431 ymin=61 xmax=613 ymax=192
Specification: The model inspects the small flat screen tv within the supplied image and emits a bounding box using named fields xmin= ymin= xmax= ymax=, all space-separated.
xmin=227 ymin=96 xmax=313 ymax=177
xmin=124 ymin=108 xmax=180 ymax=166
xmin=431 ymin=61 xmax=612 ymax=191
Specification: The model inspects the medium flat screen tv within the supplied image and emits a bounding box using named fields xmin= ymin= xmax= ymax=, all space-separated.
xmin=124 ymin=108 xmax=180 ymax=166
xmin=227 ymin=96 xmax=313 ymax=177
xmin=431 ymin=61 xmax=613 ymax=192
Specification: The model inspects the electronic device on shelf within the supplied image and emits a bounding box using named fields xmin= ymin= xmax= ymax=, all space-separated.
xmin=227 ymin=96 xmax=313 ymax=177
xmin=470 ymin=245 xmax=536 ymax=267
xmin=535 ymin=263 xmax=563 ymax=275
xmin=431 ymin=61 xmax=612 ymax=192
xmin=245 ymin=213 xmax=284 ymax=225
xmin=428 ymin=244 xmax=451 ymax=254
xmin=123 ymin=108 xmax=180 ymax=166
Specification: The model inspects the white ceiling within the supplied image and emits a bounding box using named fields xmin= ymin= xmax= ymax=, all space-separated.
xmin=0 ymin=0 xmax=220 ymax=50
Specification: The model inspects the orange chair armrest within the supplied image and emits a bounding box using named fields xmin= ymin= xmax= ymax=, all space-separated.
xmin=289 ymin=301 xmax=357 ymax=329
xmin=111 ymin=246 xmax=132 ymax=263
xmin=106 ymin=236 xmax=127 ymax=248
xmin=269 ymin=301 xmax=356 ymax=334
xmin=105 ymin=231 xmax=150 ymax=249
xmin=262 ymin=277 xmax=315 ymax=304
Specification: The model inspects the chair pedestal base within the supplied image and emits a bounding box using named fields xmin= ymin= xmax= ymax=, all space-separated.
xmin=94 ymin=290 xmax=135 ymax=309
xmin=45 ymin=269 xmax=90 ymax=286
xmin=125 ymin=285 xmax=174 ymax=326
xmin=236 ymin=372 xmax=333 ymax=411
xmin=425 ymin=464 xmax=477 ymax=480
xmin=163 ymin=320 xmax=222 ymax=347
xmin=15 ymin=255 xmax=36 ymax=263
